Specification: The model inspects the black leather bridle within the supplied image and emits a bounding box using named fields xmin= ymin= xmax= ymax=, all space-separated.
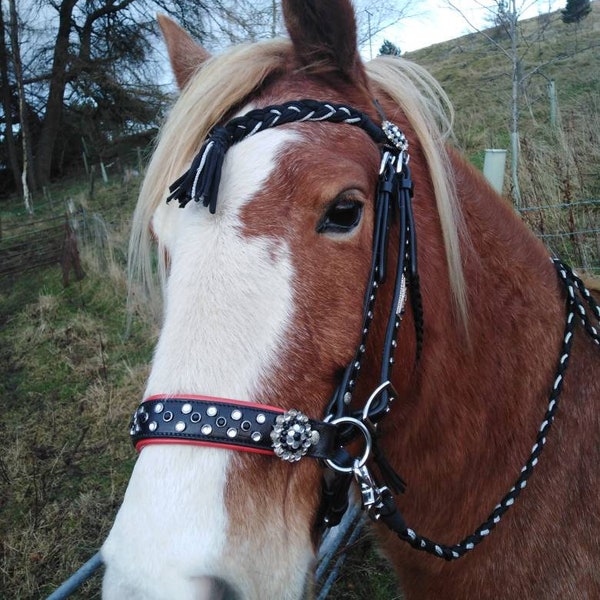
xmin=131 ymin=97 xmax=417 ymax=527
xmin=129 ymin=98 xmax=600 ymax=561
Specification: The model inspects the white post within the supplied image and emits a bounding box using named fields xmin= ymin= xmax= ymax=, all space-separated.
xmin=483 ymin=149 xmax=507 ymax=194
xmin=548 ymin=79 xmax=557 ymax=128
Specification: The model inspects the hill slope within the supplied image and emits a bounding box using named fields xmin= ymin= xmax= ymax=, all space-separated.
xmin=406 ymin=2 xmax=600 ymax=202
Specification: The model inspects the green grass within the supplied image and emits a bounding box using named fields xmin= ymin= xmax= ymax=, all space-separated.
xmin=0 ymin=174 xmax=156 ymax=598
xmin=0 ymin=260 xmax=153 ymax=597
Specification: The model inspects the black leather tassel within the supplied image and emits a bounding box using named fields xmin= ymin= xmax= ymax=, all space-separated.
xmin=167 ymin=128 xmax=230 ymax=213
xmin=403 ymin=175 xmax=423 ymax=362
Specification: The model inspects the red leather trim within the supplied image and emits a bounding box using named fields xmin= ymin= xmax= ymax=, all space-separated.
xmin=135 ymin=437 xmax=274 ymax=455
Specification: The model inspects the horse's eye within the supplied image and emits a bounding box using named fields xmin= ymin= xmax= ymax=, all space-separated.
xmin=316 ymin=199 xmax=363 ymax=234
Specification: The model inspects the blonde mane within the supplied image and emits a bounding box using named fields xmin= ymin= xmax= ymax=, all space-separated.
xmin=129 ymin=40 xmax=466 ymax=322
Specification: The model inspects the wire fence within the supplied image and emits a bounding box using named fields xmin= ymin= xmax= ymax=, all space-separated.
xmin=518 ymin=199 xmax=600 ymax=276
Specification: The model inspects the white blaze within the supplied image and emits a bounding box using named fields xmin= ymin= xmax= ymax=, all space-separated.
xmin=102 ymin=130 xmax=299 ymax=600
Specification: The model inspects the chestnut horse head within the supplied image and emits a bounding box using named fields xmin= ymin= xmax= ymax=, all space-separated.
xmin=102 ymin=1 xmax=600 ymax=599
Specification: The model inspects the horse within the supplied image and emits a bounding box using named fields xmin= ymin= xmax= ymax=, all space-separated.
xmin=101 ymin=1 xmax=600 ymax=598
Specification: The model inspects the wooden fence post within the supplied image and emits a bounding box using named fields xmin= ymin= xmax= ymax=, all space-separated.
xmin=61 ymin=218 xmax=85 ymax=287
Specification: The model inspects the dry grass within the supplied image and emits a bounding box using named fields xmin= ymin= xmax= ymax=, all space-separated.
xmin=0 ymin=178 xmax=156 ymax=598
xmin=409 ymin=3 xmax=600 ymax=203
xmin=408 ymin=5 xmax=600 ymax=273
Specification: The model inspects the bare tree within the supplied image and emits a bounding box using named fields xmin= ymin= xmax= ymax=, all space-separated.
xmin=201 ymin=0 xmax=284 ymax=46
xmin=7 ymin=0 xmax=34 ymax=212
xmin=354 ymin=0 xmax=417 ymax=58
xmin=1 ymin=0 xmax=420 ymax=196
xmin=447 ymin=0 xmax=558 ymax=206
xmin=0 ymin=2 xmax=21 ymax=194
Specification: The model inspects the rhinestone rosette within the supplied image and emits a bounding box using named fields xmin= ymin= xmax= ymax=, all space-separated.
xmin=270 ymin=409 xmax=320 ymax=462
xmin=382 ymin=121 xmax=408 ymax=153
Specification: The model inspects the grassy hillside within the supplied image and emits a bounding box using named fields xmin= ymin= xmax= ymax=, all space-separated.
xmin=407 ymin=2 xmax=600 ymax=203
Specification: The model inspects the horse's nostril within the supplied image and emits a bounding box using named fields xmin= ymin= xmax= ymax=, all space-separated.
xmin=195 ymin=577 xmax=241 ymax=600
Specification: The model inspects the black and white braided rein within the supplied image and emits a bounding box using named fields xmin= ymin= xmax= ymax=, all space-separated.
xmin=363 ymin=258 xmax=600 ymax=560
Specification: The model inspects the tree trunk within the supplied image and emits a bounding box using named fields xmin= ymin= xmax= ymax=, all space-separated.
xmin=35 ymin=0 xmax=77 ymax=187
xmin=8 ymin=0 xmax=34 ymax=211
xmin=0 ymin=3 xmax=21 ymax=194
xmin=271 ymin=0 xmax=277 ymax=37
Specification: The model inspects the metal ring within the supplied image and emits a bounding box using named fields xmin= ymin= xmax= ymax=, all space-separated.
xmin=362 ymin=381 xmax=398 ymax=423
xmin=324 ymin=417 xmax=373 ymax=473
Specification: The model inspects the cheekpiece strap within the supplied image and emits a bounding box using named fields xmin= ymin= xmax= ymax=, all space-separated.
xmin=130 ymin=396 xmax=338 ymax=462
xmin=167 ymin=99 xmax=388 ymax=213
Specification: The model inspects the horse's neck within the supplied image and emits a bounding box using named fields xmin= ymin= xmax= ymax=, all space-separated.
xmin=386 ymin=153 xmax=566 ymax=537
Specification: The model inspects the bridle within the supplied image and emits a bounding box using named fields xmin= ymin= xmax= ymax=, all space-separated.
xmin=130 ymin=99 xmax=600 ymax=561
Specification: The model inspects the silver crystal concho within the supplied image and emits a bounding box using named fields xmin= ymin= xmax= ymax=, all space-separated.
xmin=382 ymin=120 xmax=408 ymax=153
xmin=270 ymin=409 xmax=320 ymax=462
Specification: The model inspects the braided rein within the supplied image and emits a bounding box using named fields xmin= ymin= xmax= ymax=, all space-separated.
xmin=344 ymin=258 xmax=599 ymax=560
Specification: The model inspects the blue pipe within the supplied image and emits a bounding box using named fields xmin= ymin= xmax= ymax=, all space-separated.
xmin=45 ymin=552 xmax=103 ymax=600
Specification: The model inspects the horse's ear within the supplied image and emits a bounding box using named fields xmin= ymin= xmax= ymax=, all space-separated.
xmin=282 ymin=0 xmax=367 ymax=87
xmin=157 ymin=14 xmax=211 ymax=90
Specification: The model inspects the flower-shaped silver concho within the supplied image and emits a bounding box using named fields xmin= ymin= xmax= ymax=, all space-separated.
xmin=382 ymin=120 xmax=408 ymax=153
xmin=270 ymin=409 xmax=320 ymax=462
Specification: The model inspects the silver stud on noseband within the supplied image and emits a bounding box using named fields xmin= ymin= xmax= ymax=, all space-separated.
xmin=270 ymin=409 xmax=320 ymax=462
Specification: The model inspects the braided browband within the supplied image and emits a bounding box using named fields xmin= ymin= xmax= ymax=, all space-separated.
xmin=167 ymin=99 xmax=397 ymax=213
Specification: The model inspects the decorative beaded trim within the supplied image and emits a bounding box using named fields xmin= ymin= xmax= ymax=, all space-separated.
xmin=130 ymin=397 xmax=336 ymax=461
xmin=382 ymin=121 xmax=408 ymax=153
xmin=270 ymin=409 xmax=321 ymax=462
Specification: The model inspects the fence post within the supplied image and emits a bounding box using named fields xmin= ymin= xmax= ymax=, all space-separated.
xmin=137 ymin=146 xmax=144 ymax=175
xmin=88 ymin=165 xmax=95 ymax=200
xmin=100 ymin=161 xmax=108 ymax=184
xmin=548 ymin=80 xmax=557 ymax=129
xmin=483 ymin=149 xmax=507 ymax=194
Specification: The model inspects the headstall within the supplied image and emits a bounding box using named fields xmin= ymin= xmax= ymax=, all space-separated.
xmin=130 ymin=99 xmax=600 ymax=561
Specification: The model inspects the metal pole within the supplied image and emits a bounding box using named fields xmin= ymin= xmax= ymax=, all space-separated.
xmin=365 ymin=9 xmax=373 ymax=59
xmin=45 ymin=552 xmax=103 ymax=600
